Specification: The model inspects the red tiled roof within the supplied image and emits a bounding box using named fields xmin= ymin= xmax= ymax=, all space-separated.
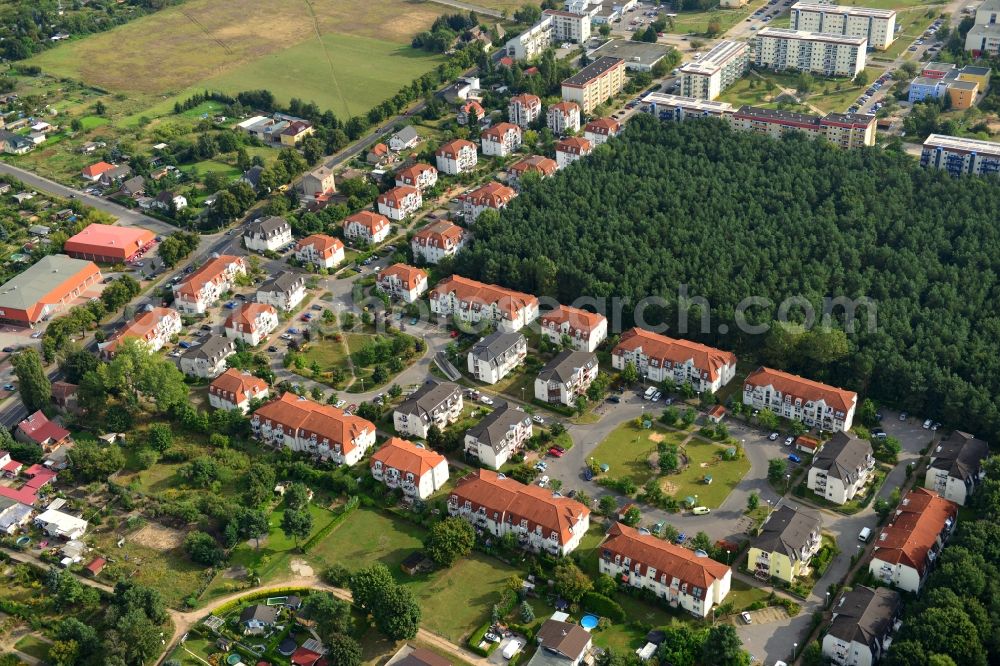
xmin=371 ymin=437 xmax=446 ymax=478
xmin=104 ymin=307 xmax=178 ymax=354
xmin=291 ymin=646 xmax=323 ymax=666
xmin=370 ymin=143 xmax=389 ymax=156
xmin=85 ymin=557 xmax=107 ymax=575
xmin=482 ymin=122 xmax=521 ymax=141
xmin=509 ymin=155 xmax=558 ymax=178
xmin=585 ymin=117 xmax=621 ymax=135
xmin=210 ymin=369 xmax=268 ymax=406
xmin=541 ymin=306 xmax=606 ymax=336
xmin=295 ymin=234 xmax=343 ymax=259
xmin=613 ymin=328 xmax=736 ymax=382
xmin=548 ymin=101 xmax=579 ymax=114
xmin=450 ymin=469 xmax=589 ymax=546
xmin=436 ymin=139 xmax=476 ymax=157
xmin=430 ymin=275 xmax=537 ymax=319
xmin=344 ymin=211 xmax=390 ymax=235
xmin=82 ymin=161 xmax=115 ymax=178
xmin=707 ymin=405 xmax=726 ymax=418
xmin=461 ymin=100 xmax=485 ymax=117
xmin=395 ymin=163 xmax=437 ymax=186
xmin=23 ymin=466 xmax=56 ymax=490
xmin=510 ymin=93 xmax=541 ymax=108
xmin=378 ymin=185 xmax=419 ymax=208
xmin=378 ymin=263 xmax=427 ymax=289
xmin=872 ymin=488 xmax=957 ymax=575
xmin=499 ymin=56 xmax=514 ymax=67
xmin=602 ymin=523 xmax=730 ymax=599
xmin=225 ymin=303 xmax=277 ymax=333
xmin=412 ymin=220 xmax=465 ymax=248
xmin=556 ymin=137 xmax=592 ymax=155
xmin=2 ymin=460 xmax=23 ymax=473
xmin=744 ymin=367 xmax=857 ymax=414
xmin=465 ymin=182 xmax=516 ymax=208
xmin=254 ymin=392 xmax=375 ymax=455
xmin=17 ymin=410 xmax=70 ymax=445
xmin=796 ymin=436 xmax=820 ymax=450
xmin=174 ymin=255 xmax=245 ymax=298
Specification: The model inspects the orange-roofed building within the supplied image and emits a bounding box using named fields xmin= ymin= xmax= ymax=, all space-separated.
xmin=100 ymin=306 xmax=181 ymax=358
xmin=81 ymin=161 xmax=115 ymax=181
xmin=508 ymin=93 xmax=542 ymax=127
xmin=584 ymin=117 xmax=621 ymax=145
xmin=343 ymin=211 xmax=390 ymax=245
xmin=869 ymin=488 xmax=958 ymax=592
xmin=0 ymin=254 xmax=101 ymax=325
xmin=411 ymin=220 xmax=467 ymax=265
xmin=394 ymin=162 xmax=438 ymax=191
xmin=435 ymin=138 xmax=478 ymax=175
xmin=463 ymin=181 xmax=516 ymax=222
xmin=458 ymin=100 xmax=486 ymax=125
xmin=367 ymin=142 xmax=390 ymax=165
xmin=448 ymin=469 xmax=590 ymax=555
xmin=599 ymin=522 xmax=732 ymax=617
xmin=508 ymin=155 xmax=558 ymax=184
xmin=547 ymin=101 xmax=581 ymax=135
xmin=613 ymin=328 xmax=737 ymax=393
xmin=377 ymin=185 xmax=422 ymax=221
xmin=371 ymin=437 xmax=449 ymax=499
xmin=377 ymin=263 xmax=428 ymax=303
xmin=540 ymin=305 xmax=608 ymax=352
xmin=252 ymin=392 xmax=376 ymax=466
xmin=294 ymin=233 xmax=344 ymax=270
xmin=481 ymin=122 xmax=522 ymax=157
xmin=64 ymin=224 xmax=155 ymax=263
xmin=224 ymin=303 xmax=279 ymax=346
xmin=743 ymin=366 xmax=858 ymax=432
xmin=555 ymin=136 xmax=593 ymax=169
xmin=209 ymin=368 xmax=270 ymax=413
xmin=171 ymin=255 xmax=246 ymax=314
xmin=430 ymin=275 xmax=539 ymax=332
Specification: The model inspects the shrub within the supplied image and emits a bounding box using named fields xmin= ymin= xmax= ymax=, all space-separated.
xmin=581 ymin=592 xmax=626 ymax=623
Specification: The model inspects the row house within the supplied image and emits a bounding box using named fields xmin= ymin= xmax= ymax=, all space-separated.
xmin=464 ymin=404 xmax=533 ymax=469
xmin=294 ymin=233 xmax=345 ymax=270
xmin=599 ymin=522 xmax=732 ymax=618
xmin=822 ymin=586 xmax=902 ymax=666
xmin=463 ymin=182 xmax=517 ymax=222
xmin=393 ymin=380 xmax=464 ymax=438
xmin=868 ymin=488 xmax=958 ymax=593
xmin=743 ymin=366 xmax=857 ymax=432
xmin=534 ymin=350 xmax=598 ymax=407
xmin=430 ymin=275 xmax=539 ymax=332
xmin=179 ymin=335 xmax=236 ymax=379
xmin=435 ymin=139 xmax=478 ymax=175
xmin=748 ymin=504 xmax=822 ymax=583
xmin=807 ymin=432 xmax=875 ymax=505
xmin=172 ymin=255 xmax=247 ymax=314
xmin=394 ymin=162 xmax=438 ymax=191
xmin=252 ymin=392 xmax=377 ymax=466
xmin=612 ymin=328 xmax=737 ymax=393
xmin=371 ymin=437 xmax=450 ymax=500
xmin=509 ymin=93 xmax=542 ymax=128
xmin=256 ymin=271 xmax=307 ymax=312
xmin=481 ymin=122 xmax=522 ymax=157
xmin=540 ymin=305 xmax=607 ymax=352
xmin=447 ymin=469 xmax=591 ymax=556
xmin=209 ymin=369 xmax=269 ymax=413
xmin=547 ymin=101 xmax=581 ymax=135
xmin=343 ymin=211 xmax=391 ymax=245
xmin=411 ymin=220 xmax=467 ymax=264
xmin=923 ymin=430 xmax=989 ymax=506
xmin=100 ymin=307 xmax=181 ymax=358
xmin=224 ymin=303 xmax=279 ymax=346
xmin=584 ymin=117 xmax=621 ymax=145
xmin=377 ymin=185 xmax=422 ymax=221
xmin=555 ymin=137 xmax=592 ymax=169
xmin=508 ymin=155 xmax=558 ymax=186
xmin=244 ymin=216 xmax=293 ymax=253
xmin=377 ymin=263 xmax=428 ymax=303
xmin=468 ymin=331 xmax=527 ymax=384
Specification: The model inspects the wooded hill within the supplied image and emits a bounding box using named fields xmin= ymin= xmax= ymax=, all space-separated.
xmin=454 ymin=115 xmax=1000 ymax=440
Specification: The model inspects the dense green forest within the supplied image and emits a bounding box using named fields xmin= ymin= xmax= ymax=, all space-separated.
xmin=454 ymin=116 xmax=1000 ymax=440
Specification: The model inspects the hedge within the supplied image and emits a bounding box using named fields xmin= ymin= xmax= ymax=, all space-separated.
xmin=467 ymin=621 xmax=499 ymax=657
xmin=302 ymin=496 xmax=358 ymax=553
xmin=581 ymin=592 xmax=626 ymax=624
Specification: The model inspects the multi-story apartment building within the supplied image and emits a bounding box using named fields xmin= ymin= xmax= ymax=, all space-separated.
xmin=751 ymin=28 xmax=867 ymax=77
xmin=555 ymin=137 xmax=593 ymax=169
xmin=545 ymin=9 xmax=592 ymax=43
xmin=294 ymin=233 xmax=344 ymax=270
xmin=869 ymin=488 xmax=958 ymax=592
xmin=907 ymin=64 xmax=989 ymax=109
xmin=243 ymin=216 xmax=293 ymax=253
xmin=464 ymin=404 xmax=534 ymax=469
xmin=509 ymin=94 xmax=543 ymax=127
xmin=965 ymin=0 xmax=1000 ymax=55
xmin=224 ymin=303 xmax=279 ymax=346
xmin=179 ymin=335 xmax=237 ymax=379
xmin=463 ymin=181 xmax=517 ymax=222
xmin=411 ymin=220 xmax=467 ymax=264
xmin=447 ymin=469 xmax=591 ymax=555
xmin=100 ymin=306 xmax=181 ymax=357
xmin=505 ymin=9 xmax=591 ymax=60
xmin=920 ymin=134 xmax=1000 ymax=176
xmin=535 ymin=350 xmax=598 ymax=406
xmin=612 ymin=328 xmax=737 ymax=393
xmin=172 ymin=255 xmax=247 ymax=314
xmin=435 ymin=139 xmax=478 ymax=175
xmin=680 ymin=40 xmax=749 ymax=100
xmin=547 ymin=101 xmax=581 ymax=135
xmin=924 ymin=430 xmax=989 ymax=505
xmin=377 ymin=185 xmax=422 ymax=221
xmin=540 ymin=305 xmax=608 ymax=352
xmin=481 ymin=122 xmax=523 ymax=157
xmin=393 ymin=380 xmax=463 ymax=439
xmin=252 ymin=392 xmax=377 ymax=466
xmin=807 ymin=432 xmax=875 ymax=505
xmin=561 ymin=57 xmax=627 ymax=114
xmin=377 ymin=263 xmax=428 ymax=303
xmin=431 ymin=275 xmax=539 ymax=331
xmin=599 ymin=522 xmax=732 ymax=618
xmin=748 ymin=505 xmax=822 ymax=583
xmin=343 ymin=211 xmax=391 ymax=245
xmin=729 ymin=105 xmax=877 ymax=148
xmin=790 ymin=3 xmax=896 ymax=49
xmin=256 ymin=271 xmax=307 ymax=312
xmin=508 ymin=155 xmax=559 ymax=185
xmin=641 ymin=93 xmax=736 ymax=120
xmin=822 ymin=586 xmax=902 ymax=666
xmin=394 ymin=162 xmax=438 ymax=191
xmin=370 ymin=437 xmax=449 ymax=500
xmin=468 ymin=331 xmax=528 ymax=384
xmin=583 ymin=117 xmax=622 ymax=145
xmin=209 ymin=369 xmax=269 ymax=413
xmin=743 ymin=366 xmax=857 ymax=432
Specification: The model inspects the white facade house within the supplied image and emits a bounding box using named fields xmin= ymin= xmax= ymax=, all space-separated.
xmin=534 ymin=350 xmax=599 ymax=406
xmin=377 ymin=185 xmax=422 ymax=221
xmin=464 ymin=404 xmax=533 ymax=469
xmin=34 ymin=508 xmax=88 ymax=540
xmin=923 ymin=431 xmax=989 ymax=506
xmin=100 ymin=307 xmax=181 ymax=358
xmin=435 ymin=139 xmax=478 ymax=175
xmin=371 ymin=438 xmax=450 ymax=500
xmin=343 ymin=211 xmax=391 ymax=245
xmin=481 ymin=122 xmax=522 ymax=157
xmin=468 ymin=331 xmax=527 ymax=384
xmin=172 ymin=255 xmax=247 ymax=314
xmin=394 ymin=162 xmax=438 ymax=191
xmin=555 ymin=137 xmax=592 ymax=169
xmin=430 ymin=275 xmax=539 ymax=332
xmin=680 ymin=40 xmax=749 ymax=100
xmin=751 ymin=28 xmax=868 ymax=77
xmin=509 ymin=94 xmax=542 ymax=127
xmin=178 ymin=335 xmax=237 ymax=379
xmin=209 ymin=369 xmax=270 ymax=413
xmin=790 ymin=2 xmax=896 ymax=49
xmin=294 ymin=234 xmax=344 ymax=270
xmin=392 ymin=381 xmax=463 ymax=439
xmin=389 ymin=126 xmax=420 ymax=152
xmin=743 ymin=366 xmax=857 ymax=432
xmin=540 ymin=305 xmax=608 ymax=352
xmin=612 ymin=328 xmax=737 ymax=393
xmin=244 ymin=216 xmax=293 ymax=253
xmin=224 ymin=303 xmax=279 ymax=346
xmin=377 ymin=263 xmax=428 ymax=303
xmin=583 ymin=117 xmax=622 ymax=145
xmin=822 ymin=586 xmax=901 ymax=666
xmin=411 ymin=220 xmax=467 ymax=264
xmin=807 ymin=432 xmax=875 ymax=505
xmin=547 ymin=101 xmax=581 ymax=135
xmin=463 ymin=181 xmax=517 ymax=222
xmin=256 ymin=271 xmax=307 ymax=312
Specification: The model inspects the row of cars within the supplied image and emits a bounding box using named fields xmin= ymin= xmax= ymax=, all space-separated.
xmin=847 ymin=71 xmax=895 ymax=114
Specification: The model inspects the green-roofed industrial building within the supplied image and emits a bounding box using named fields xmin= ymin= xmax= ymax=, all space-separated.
xmin=0 ymin=254 xmax=102 ymax=325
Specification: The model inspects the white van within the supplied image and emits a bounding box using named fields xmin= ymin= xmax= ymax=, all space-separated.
xmin=858 ymin=527 xmax=872 ymax=543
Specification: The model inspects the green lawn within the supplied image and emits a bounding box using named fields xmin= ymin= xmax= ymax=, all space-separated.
xmin=660 ymin=437 xmax=750 ymax=508
xmin=301 ymin=337 xmax=351 ymax=370
xmin=667 ymin=0 xmax=769 ymax=34
xmin=726 ymin=579 xmax=772 ymax=611
xmin=178 ymin=159 xmax=241 ymax=179
xmin=14 ymin=635 xmax=50 ymax=661
xmin=589 ymin=422 xmax=689 ymax=486
xmin=879 ymin=8 xmax=939 ymax=60
xmin=78 ymin=115 xmax=109 ymax=130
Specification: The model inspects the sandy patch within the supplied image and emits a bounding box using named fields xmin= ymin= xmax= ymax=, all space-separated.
xmin=223 ymin=566 xmax=248 ymax=579
xmin=648 ymin=433 xmax=664 ymax=443
xmin=131 ymin=523 xmax=185 ymax=550
xmin=659 ymin=480 xmax=679 ymax=495
xmin=290 ymin=559 xmax=314 ymax=576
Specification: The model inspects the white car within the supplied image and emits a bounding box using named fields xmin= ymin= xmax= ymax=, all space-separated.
xmin=479 ymin=395 xmax=494 ymax=406
xmin=335 ymin=399 xmax=346 ymax=408
xmin=783 ymin=436 xmax=794 ymax=446
xmin=923 ymin=419 xmax=933 ymax=429
xmin=532 ymin=415 xmax=545 ymax=425
xmin=768 ymin=432 xmax=779 ymax=441
xmin=538 ymin=475 xmax=550 ymax=487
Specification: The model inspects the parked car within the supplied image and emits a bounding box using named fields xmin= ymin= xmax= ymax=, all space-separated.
xmin=922 ymin=419 xmax=933 ymax=429
xmin=288 ymin=327 xmax=300 ymax=335
xmin=741 ymin=612 xmax=753 ymax=625
xmin=584 ymin=468 xmax=594 ymax=481
xmin=223 ymin=301 xmax=237 ymax=309
xmin=2 ymin=384 xmax=16 ymax=392
xmin=200 ymin=324 xmax=212 ymax=331
xmin=788 ymin=453 xmax=801 ymax=463
xmin=532 ymin=415 xmax=545 ymax=425
xmin=267 ymin=346 xmax=278 ymax=352
xmin=899 ymin=411 xmax=908 ymax=420
xmin=692 ymin=506 xmax=711 ymax=515
xmin=335 ymin=399 xmax=347 ymax=408
xmin=479 ymin=395 xmax=494 ymax=406
xmin=783 ymin=436 xmax=794 ymax=446
xmin=538 ymin=475 xmax=550 ymax=488
xmin=768 ymin=432 xmax=780 ymax=441
xmin=178 ymin=341 xmax=192 ymax=349
xmin=30 ymin=331 xmax=43 ymax=339
xmin=608 ymin=395 xmax=621 ymax=403
xmin=548 ymin=447 xmax=565 ymax=458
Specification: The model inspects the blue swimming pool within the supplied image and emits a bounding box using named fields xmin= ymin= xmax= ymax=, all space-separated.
xmin=581 ymin=614 xmax=599 ymax=630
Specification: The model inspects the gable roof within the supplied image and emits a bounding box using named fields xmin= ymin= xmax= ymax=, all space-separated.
xmin=745 ymin=367 xmax=857 ymax=414
xmin=412 ymin=220 xmax=465 ymax=247
xmin=555 ymin=137 xmax=592 ymax=155
xmin=174 ymin=255 xmax=244 ymax=298
xmin=396 ymin=163 xmax=437 ymax=185
xmin=395 ymin=380 xmax=460 ymax=418
xmin=378 ymin=185 xmax=420 ymax=208
xmin=827 ymin=585 xmax=901 ymax=648
xmin=436 ymin=139 xmax=477 ymax=156
xmin=929 ymin=431 xmax=989 ymax=481
xmin=82 ymin=162 xmax=116 ymax=178
xmin=295 ymin=234 xmax=344 ymax=257
xmin=225 ymin=303 xmax=277 ymax=332
xmin=371 ymin=438 xmax=447 ymax=478
xmin=538 ymin=350 xmax=597 ymax=384
xmin=344 ymin=211 xmax=390 ymax=234
xmin=872 ymin=488 xmax=957 ymax=575
xmin=466 ymin=404 xmax=531 ymax=451
xmin=396 ymin=647 xmax=451 ymax=666
xmin=536 ymin=619 xmax=591 ymax=660
xmin=104 ymin=307 xmax=179 ymax=354
xmin=246 ymin=216 xmax=290 ymax=238
xmin=392 ymin=126 xmax=420 ymax=144
xmin=482 ymin=122 xmax=521 ymax=141
xmin=253 ymin=392 xmax=375 ymax=453
xmin=210 ymin=369 xmax=268 ymax=405
xmin=378 ymin=263 xmax=427 ymax=289
xmin=584 ymin=117 xmax=621 ymax=135
xmin=181 ymin=335 xmax=235 ymax=362
xmin=430 ymin=275 xmax=538 ymax=319
xmin=541 ymin=306 xmax=606 ymax=336
xmin=17 ymin=410 xmax=70 ymax=445
xmin=258 ymin=271 xmax=305 ymax=295
xmin=509 ymin=155 xmax=558 ymax=178
xmin=811 ymin=432 xmax=872 ymax=481
xmin=614 ymin=328 xmax=736 ymax=382
xmin=752 ymin=504 xmax=821 ymax=560
xmin=240 ymin=604 xmax=278 ymax=624
xmin=465 ymin=182 xmax=516 ymax=208
xmin=548 ymin=101 xmax=579 ymax=115
xmin=471 ymin=331 xmax=525 ymax=362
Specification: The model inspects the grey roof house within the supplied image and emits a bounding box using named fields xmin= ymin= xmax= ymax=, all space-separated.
xmin=467 ymin=331 xmax=527 ymax=384
xmin=389 ymin=125 xmax=420 ymax=152
xmin=526 ymin=619 xmax=592 ymax=666
xmin=463 ymin=403 xmax=533 ymax=469
xmin=807 ymin=432 xmax=875 ymax=505
xmin=393 ymin=380 xmax=463 ymax=438
xmin=822 ymin=586 xmax=901 ymax=666
xmin=256 ymin=270 xmax=306 ymax=312
xmin=239 ymin=604 xmax=278 ymax=634
xmin=750 ymin=504 xmax=821 ymax=581
xmin=179 ymin=335 xmax=236 ymax=379
xmin=925 ymin=430 xmax=989 ymax=505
